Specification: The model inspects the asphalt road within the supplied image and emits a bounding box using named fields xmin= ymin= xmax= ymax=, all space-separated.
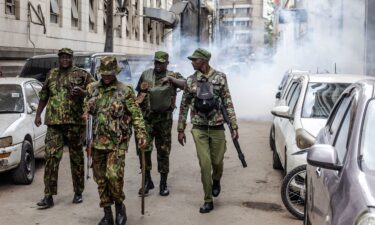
xmin=0 ymin=121 xmax=302 ymax=225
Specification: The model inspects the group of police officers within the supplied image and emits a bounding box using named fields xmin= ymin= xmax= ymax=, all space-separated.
xmin=33 ymin=47 xmax=239 ymax=225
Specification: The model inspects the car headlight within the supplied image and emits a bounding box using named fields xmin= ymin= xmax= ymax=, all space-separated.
xmin=0 ymin=136 xmax=13 ymax=148
xmin=356 ymin=211 xmax=375 ymax=225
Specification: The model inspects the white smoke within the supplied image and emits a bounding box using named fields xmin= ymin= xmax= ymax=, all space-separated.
xmin=164 ymin=0 xmax=366 ymax=121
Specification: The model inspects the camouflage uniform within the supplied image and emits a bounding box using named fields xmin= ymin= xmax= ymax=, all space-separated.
xmin=85 ymin=57 xmax=147 ymax=207
xmin=39 ymin=48 xmax=94 ymax=196
xmin=178 ymin=49 xmax=238 ymax=204
xmin=135 ymin=52 xmax=185 ymax=175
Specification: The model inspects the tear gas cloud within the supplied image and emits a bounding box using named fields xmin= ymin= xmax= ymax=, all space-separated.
xmin=162 ymin=0 xmax=366 ymax=121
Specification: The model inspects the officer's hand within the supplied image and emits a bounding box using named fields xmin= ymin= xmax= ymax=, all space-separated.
xmin=34 ymin=116 xmax=42 ymax=127
xmin=138 ymin=137 xmax=147 ymax=150
xmin=161 ymin=76 xmax=171 ymax=84
xmin=71 ymin=86 xmax=85 ymax=96
xmin=82 ymin=112 xmax=89 ymax=121
xmin=231 ymin=129 xmax=239 ymax=140
xmin=178 ymin=131 xmax=186 ymax=146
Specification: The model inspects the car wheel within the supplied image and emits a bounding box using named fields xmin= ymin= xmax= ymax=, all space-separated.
xmin=281 ymin=164 xmax=306 ymax=220
xmin=269 ymin=125 xmax=276 ymax=151
xmin=11 ymin=140 xmax=35 ymax=185
xmin=272 ymin=150 xmax=283 ymax=170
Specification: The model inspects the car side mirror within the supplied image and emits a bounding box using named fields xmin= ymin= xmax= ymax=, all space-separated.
xmin=296 ymin=128 xmax=316 ymax=149
xmin=307 ymin=144 xmax=342 ymax=170
xmin=275 ymin=91 xmax=281 ymax=99
xmin=271 ymin=105 xmax=292 ymax=119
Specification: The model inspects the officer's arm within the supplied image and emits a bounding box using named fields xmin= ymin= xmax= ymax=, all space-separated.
xmin=164 ymin=72 xmax=186 ymax=90
xmin=221 ymin=75 xmax=238 ymax=130
xmin=177 ymin=88 xmax=192 ymax=132
xmin=125 ymin=87 xmax=147 ymax=140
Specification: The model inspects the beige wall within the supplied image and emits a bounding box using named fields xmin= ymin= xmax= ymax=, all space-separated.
xmin=0 ymin=0 xmax=167 ymax=57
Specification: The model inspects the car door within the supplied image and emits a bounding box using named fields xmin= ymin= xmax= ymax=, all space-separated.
xmin=310 ymin=92 xmax=354 ymax=225
xmin=275 ymin=81 xmax=302 ymax=169
xmin=24 ymin=82 xmax=46 ymax=153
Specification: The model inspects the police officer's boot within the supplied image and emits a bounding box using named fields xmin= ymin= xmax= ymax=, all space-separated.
xmin=115 ymin=202 xmax=127 ymax=225
xmin=212 ymin=179 xmax=221 ymax=197
xmin=98 ymin=206 xmax=114 ymax=225
xmin=159 ymin=173 xmax=170 ymax=196
xmin=138 ymin=170 xmax=154 ymax=195
xmin=36 ymin=195 xmax=54 ymax=209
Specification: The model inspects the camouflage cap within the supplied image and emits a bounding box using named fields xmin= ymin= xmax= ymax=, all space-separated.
xmin=58 ymin=48 xmax=73 ymax=56
xmin=154 ymin=51 xmax=169 ymax=63
xmin=187 ymin=48 xmax=211 ymax=61
xmin=97 ymin=56 xmax=121 ymax=75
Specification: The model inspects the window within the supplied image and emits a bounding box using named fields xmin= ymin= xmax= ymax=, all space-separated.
xmin=71 ymin=0 xmax=79 ymax=28
xmin=333 ymin=100 xmax=353 ymax=163
xmin=285 ymin=82 xmax=298 ymax=105
xmin=288 ymin=83 xmax=301 ymax=114
xmin=50 ymin=0 xmax=60 ymax=24
xmin=5 ymin=0 xmax=15 ymax=15
xmin=25 ymin=83 xmax=39 ymax=106
xmin=362 ymin=100 xmax=375 ymax=171
xmin=328 ymin=96 xmax=352 ymax=142
xmin=89 ymin=0 xmax=96 ymax=31
xmin=302 ymin=83 xmax=349 ymax=118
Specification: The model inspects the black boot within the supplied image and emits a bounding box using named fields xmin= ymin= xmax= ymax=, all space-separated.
xmin=212 ymin=179 xmax=221 ymax=197
xmin=138 ymin=170 xmax=154 ymax=195
xmin=98 ymin=206 xmax=114 ymax=225
xmin=72 ymin=192 xmax=83 ymax=204
xmin=115 ymin=202 xmax=127 ymax=225
xmin=159 ymin=173 xmax=170 ymax=196
xmin=199 ymin=202 xmax=214 ymax=213
xmin=37 ymin=195 xmax=54 ymax=209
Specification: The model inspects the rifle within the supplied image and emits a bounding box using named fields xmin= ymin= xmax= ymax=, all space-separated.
xmin=220 ymin=105 xmax=247 ymax=168
xmin=141 ymin=148 xmax=146 ymax=215
xmin=85 ymin=114 xmax=93 ymax=179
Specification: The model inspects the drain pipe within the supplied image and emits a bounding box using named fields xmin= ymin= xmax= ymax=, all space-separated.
xmin=27 ymin=2 xmax=36 ymax=56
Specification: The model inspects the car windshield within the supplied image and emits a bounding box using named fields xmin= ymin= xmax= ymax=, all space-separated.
xmin=0 ymin=84 xmax=24 ymax=113
xmin=361 ymin=99 xmax=375 ymax=171
xmin=302 ymin=83 xmax=349 ymax=118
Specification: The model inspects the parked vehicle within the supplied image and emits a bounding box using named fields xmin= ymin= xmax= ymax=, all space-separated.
xmin=303 ymin=79 xmax=375 ymax=225
xmin=19 ymin=52 xmax=132 ymax=84
xmin=0 ymin=78 xmax=46 ymax=184
xmin=271 ymin=73 xmax=372 ymax=219
xmin=269 ymin=69 xmax=308 ymax=151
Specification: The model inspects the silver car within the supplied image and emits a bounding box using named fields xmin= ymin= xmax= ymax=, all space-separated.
xmin=304 ymin=79 xmax=375 ymax=225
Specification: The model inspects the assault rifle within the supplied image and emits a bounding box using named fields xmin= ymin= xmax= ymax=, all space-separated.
xmin=220 ymin=106 xmax=247 ymax=168
xmin=85 ymin=114 xmax=93 ymax=179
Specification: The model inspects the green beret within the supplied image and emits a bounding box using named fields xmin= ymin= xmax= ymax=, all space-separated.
xmin=154 ymin=51 xmax=169 ymax=63
xmin=97 ymin=56 xmax=121 ymax=75
xmin=58 ymin=48 xmax=73 ymax=56
xmin=187 ymin=48 xmax=211 ymax=61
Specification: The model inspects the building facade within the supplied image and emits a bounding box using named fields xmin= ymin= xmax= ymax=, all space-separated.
xmin=0 ymin=0 xmax=171 ymax=76
xmin=217 ymin=0 xmax=266 ymax=59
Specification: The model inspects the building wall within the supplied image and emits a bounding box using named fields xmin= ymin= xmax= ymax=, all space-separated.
xmin=0 ymin=0 xmax=168 ymax=76
xmin=218 ymin=0 xmax=266 ymax=57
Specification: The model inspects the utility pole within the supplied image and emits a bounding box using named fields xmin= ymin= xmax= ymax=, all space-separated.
xmin=104 ymin=0 xmax=114 ymax=52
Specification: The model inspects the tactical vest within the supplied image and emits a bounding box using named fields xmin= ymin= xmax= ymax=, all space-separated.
xmin=143 ymin=70 xmax=176 ymax=113
xmin=193 ymin=75 xmax=219 ymax=118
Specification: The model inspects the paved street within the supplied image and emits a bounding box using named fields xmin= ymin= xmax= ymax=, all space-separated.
xmin=0 ymin=121 xmax=301 ymax=225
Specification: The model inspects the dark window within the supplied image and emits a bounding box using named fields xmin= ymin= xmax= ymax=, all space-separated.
xmin=5 ymin=0 xmax=15 ymax=15
xmin=333 ymin=100 xmax=353 ymax=163
xmin=50 ymin=0 xmax=60 ymax=24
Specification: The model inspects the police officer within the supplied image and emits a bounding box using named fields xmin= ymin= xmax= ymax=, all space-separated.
xmin=34 ymin=48 xmax=95 ymax=209
xmin=84 ymin=56 xmax=147 ymax=225
xmin=135 ymin=51 xmax=186 ymax=196
xmin=177 ymin=48 xmax=239 ymax=213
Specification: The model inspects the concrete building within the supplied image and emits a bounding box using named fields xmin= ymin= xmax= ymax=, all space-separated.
xmin=0 ymin=0 xmax=172 ymax=76
xmin=217 ymin=0 xmax=266 ymax=59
